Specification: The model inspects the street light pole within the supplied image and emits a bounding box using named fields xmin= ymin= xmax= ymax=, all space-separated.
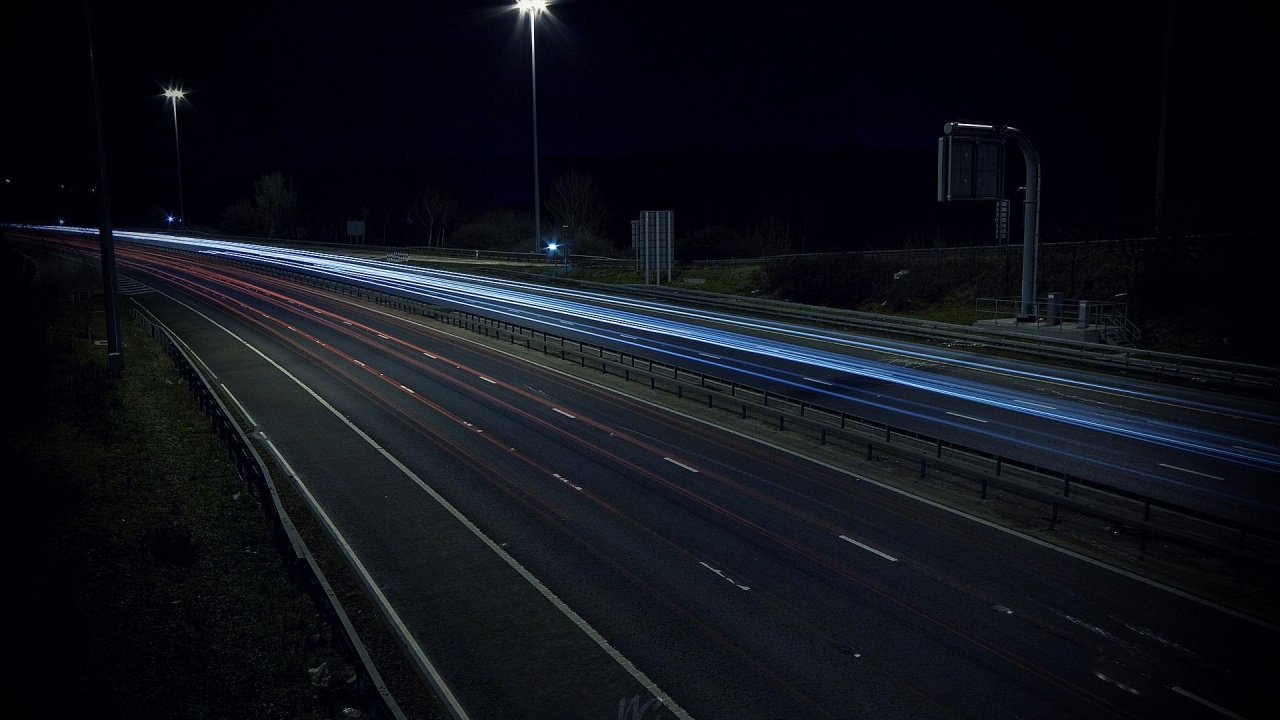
xmin=516 ymin=0 xmax=548 ymax=252
xmin=163 ymin=87 xmax=185 ymax=226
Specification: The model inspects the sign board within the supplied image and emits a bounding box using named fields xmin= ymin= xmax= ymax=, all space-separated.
xmin=633 ymin=210 xmax=674 ymax=285
xmin=994 ymin=198 xmax=1010 ymax=242
xmin=937 ymin=136 xmax=1005 ymax=202
xmin=346 ymin=220 xmax=366 ymax=243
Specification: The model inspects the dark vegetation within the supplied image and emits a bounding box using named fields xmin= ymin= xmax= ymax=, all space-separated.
xmin=4 ymin=240 xmax=447 ymax=719
xmin=553 ymin=230 xmax=1272 ymax=367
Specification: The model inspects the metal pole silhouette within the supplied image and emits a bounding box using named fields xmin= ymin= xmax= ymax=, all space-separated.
xmin=87 ymin=1 xmax=124 ymax=375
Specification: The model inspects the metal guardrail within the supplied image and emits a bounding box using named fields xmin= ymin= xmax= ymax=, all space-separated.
xmin=479 ymin=270 xmax=1280 ymax=394
xmin=209 ymin=250 xmax=1280 ymax=580
xmin=50 ymin=233 xmax=1280 ymax=580
xmin=129 ymin=304 xmax=409 ymax=720
xmin=417 ymin=307 xmax=1280 ymax=579
xmin=95 ymin=229 xmax=1279 ymax=393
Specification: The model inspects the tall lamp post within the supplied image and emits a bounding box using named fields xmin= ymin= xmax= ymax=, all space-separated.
xmin=163 ymin=86 xmax=186 ymax=227
xmin=515 ymin=0 xmax=549 ymax=252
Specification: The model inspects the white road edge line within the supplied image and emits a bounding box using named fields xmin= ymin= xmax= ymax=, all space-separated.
xmin=1171 ymin=686 xmax=1249 ymax=719
xmin=219 ymin=383 xmax=257 ymax=430
xmin=664 ymin=457 xmax=699 ymax=473
xmin=839 ymin=535 xmax=898 ymax=562
xmin=1159 ymin=463 xmax=1225 ymax=481
xmin=472 ymin=336 xmax=1279 ymax=632
xmin=945 ymin=411 xmax=988 ymax=424
xmin=151 ymin=296 xmax=694 ymax=720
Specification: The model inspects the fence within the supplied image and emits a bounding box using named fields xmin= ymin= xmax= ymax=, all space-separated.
xmin=129 ymin=304 xmax=409 ymax=720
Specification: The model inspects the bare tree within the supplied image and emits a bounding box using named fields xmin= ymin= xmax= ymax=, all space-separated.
xmin=410 ymin=185 xmax=457 ymax=247
xmin=750 ymin=213 xmax=794 ymax=257
xmin=254 ymin=171 xmax=298 ymax=239
xmin=546 ymin=170 xmax=610 ymax=253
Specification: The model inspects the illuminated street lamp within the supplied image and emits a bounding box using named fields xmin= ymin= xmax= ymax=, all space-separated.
xmin=162 ymin=86 xmax=186 ymax=226
xmin=515 ymin=0 xmax=549 ymax=252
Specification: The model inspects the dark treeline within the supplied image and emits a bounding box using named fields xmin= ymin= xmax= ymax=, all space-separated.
xmin=3 ymin=138 xmax=1260 ymax=257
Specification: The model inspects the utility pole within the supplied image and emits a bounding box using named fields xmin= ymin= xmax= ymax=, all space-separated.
xmin=87 ymin=1 xmax=124 ymax=376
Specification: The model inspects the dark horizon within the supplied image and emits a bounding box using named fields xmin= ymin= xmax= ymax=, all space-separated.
xmin=2 ymin=1 xmax=1270 ymax=244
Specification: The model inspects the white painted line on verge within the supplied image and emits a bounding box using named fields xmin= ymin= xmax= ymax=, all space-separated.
xmin=838 ymin=535 xmax=898 ymax=562
xmin=220 ymin=383 xmax=257 ymax=430
xmin=946 ymin=411 xmax=988 ymax=424
xmin=698 ymin=561 xmax=750 ymax=591
xmin=552 ymin=473 xmax=582 ymax=491
xmin=1019 ymin=400 xmax=1056 ymax=410
xmin=1171 ymin=687 xmax=1248 ymax=719
xmin=664 ymin=457 xmax=699 ymax=473
xmin=1159 ymin=463 xmax=1224 ymax=481
xmin=159 ymin=301 xmax=694 ymax=720
xmin=496 ymin=350 xmax=1276 ymax=631
xmin=257 ymin=433 xmax=470 ymax=719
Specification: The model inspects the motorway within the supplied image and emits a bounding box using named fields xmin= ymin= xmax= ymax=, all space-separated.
xmin=26 ymin=229 xmax=1280 ymax=719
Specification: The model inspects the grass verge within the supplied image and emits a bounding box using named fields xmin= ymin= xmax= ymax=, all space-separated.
xmin=5 ymin=267 xmax=447 ymax=718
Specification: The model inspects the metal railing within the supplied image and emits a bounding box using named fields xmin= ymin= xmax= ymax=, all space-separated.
xmin=129 ymin=304 xmax=410 ymax=720
xmin=216 ymin=251 xmax=1280 ymax=581
xmin=492 ymin=272 xmax=1279 ymax=394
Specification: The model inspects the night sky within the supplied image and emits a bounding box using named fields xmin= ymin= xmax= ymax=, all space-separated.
xmin=2 ymin=1 xmax=1271 ymax=243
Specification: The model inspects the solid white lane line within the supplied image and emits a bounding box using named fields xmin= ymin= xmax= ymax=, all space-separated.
xmin=422 ymin=352 xmax=438 ymax=359
xmin=664 ymin=457 xmax=699 ymax=473
xmin=1020 ymin=400 xmax=1057 ymax=410
xmin=1234 ymin=445 xmax=1279 ymax=459
xmin=220 ymin=383 xmax=257 ymax=429
xmin=553 ymin=408 xmax=576 ymax=419
xmin=945 ymin=411 xmax=988 ymax=424
xmin=478 ymin=376 xmax=497 ymax=384
xmin=1159 ymin=463 xmax=1225 ymax=481
xmin=803 ymin=377 xmax=833 ymax=386
xmin=1171 ymin=687 xmax=1248 ymax=719
xmin=150 ymin=283 xmax=695 ymax=719
xmin=839 ymin=535 xmax=898 ymax=562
